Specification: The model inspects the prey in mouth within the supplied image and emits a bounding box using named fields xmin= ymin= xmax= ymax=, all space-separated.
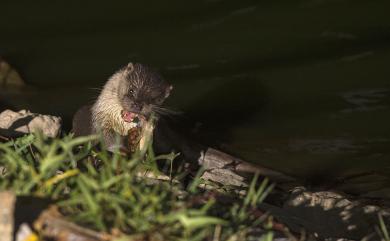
xmin=120 ymin=110 xmax=145 ymax=133
xmin=121 ymin=110 xmax=140 ymax=124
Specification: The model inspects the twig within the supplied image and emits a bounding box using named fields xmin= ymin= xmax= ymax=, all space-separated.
xmin=34 ymin=206 xmax=112 ymax=241
xmin=0 ymin=134 xmax=9 ymax=141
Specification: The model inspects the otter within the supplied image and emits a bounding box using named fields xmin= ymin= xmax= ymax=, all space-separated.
xmin=72 ymin=63 xmax=172 ymax=152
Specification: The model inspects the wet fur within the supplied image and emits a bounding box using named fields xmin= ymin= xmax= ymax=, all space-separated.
xmin=91 ymin=63 xmax=171 ymax=150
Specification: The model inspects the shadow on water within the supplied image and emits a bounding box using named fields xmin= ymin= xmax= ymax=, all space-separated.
xmin=177 ymin=75 xmax=269 ymax=147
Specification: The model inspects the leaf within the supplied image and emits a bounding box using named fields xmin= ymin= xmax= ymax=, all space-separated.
xmin=13 ymin=134 xmax=35 ymax=152
xmin=102 ymin=175 xmax=124 ymax=189
xmin=43 ymin=169 xmax=79 ymax=188
xmin=178 ymin=214 xmax=227 ymax=229
xmin=187 ymin=167 xmax=205 ymax=193
xmin=76 ymin=178 xmax=99 ymax=214
xmin=379 ymin=213 xmax=390 ymax=241
xmin=79 ymin=174 xmax=100 ymax=190
xmin=252 ymin=178 xmax=268 ymax=206
xmin=63 ymin=135 xmax=99 ymax=149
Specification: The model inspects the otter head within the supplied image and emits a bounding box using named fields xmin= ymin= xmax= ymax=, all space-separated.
xmin=116 ymin=63 xmax=172 ymax=123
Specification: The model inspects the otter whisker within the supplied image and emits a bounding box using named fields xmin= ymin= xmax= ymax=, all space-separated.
xmin=151 ymin=105 xmax=182 ymax=116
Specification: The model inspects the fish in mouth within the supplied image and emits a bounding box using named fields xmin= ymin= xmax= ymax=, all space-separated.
xmin=121 ymin=110 xmax=141 ymax=124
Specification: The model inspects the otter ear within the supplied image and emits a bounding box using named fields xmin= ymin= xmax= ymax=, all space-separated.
xmin=164 ymin=85 xmax=173 ymax=98
xmin=125 ymin=62 xmax=135 ymax=74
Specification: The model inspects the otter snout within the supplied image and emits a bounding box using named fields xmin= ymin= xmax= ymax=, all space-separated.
xmin=121 ymin=98 xmax=142 ymax=113
xmin=130 ymin=103 xmax=142 ymax=113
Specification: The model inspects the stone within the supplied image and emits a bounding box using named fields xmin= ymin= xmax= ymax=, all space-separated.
xmin=0 ymin=109 xmax=61 ymax=138
xmin=261 ymin=187 xmax=390 ymax=240
xmin=0 ymin=58 xmax=25 ymax=88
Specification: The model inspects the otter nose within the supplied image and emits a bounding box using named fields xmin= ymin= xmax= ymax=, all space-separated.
xmin=132 ymin=103 xmax=142 ymax=113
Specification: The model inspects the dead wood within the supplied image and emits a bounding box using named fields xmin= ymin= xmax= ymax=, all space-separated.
xmin=34 ymin=206 xmax=112 ymax=241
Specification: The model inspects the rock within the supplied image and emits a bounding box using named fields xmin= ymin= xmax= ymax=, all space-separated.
xmin=0 ymin=58 xmax=25 ymax=88
xmin=261 ymin=187 xmax=390 ymax=240
xmin=0 ymin=109 xmax=61 ymax=138
xmin=16 ymin=223 xmax=37 ymax=241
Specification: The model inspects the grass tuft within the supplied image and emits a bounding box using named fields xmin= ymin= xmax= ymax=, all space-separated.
xmin=0 ymin=133 xmax=275 ymax=240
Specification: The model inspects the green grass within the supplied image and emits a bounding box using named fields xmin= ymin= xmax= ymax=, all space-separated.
xmin=378 ymin=213 xmax=390 ymax=241
xmin=0 ymin=133 xmax=277 ymax=241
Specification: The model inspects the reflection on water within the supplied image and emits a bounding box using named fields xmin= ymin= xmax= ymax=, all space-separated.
xmin=289 ymin=138 xmax=362 ymax=154
xmin=1 ymin=0 xmax=390 ymax=197
xmin=340 ymin=88 xmax=389 ymax=113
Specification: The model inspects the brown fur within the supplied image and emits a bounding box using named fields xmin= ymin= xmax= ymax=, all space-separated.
xmin=88 ymin=63 xmax=172 ymax=151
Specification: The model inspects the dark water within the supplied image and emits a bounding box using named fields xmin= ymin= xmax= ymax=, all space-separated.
xmin=1 ymin=1 xmax=390 ymax=197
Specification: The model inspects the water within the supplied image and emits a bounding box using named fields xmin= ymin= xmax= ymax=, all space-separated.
xmin=1 ymin=0 xmax=390 ymax=197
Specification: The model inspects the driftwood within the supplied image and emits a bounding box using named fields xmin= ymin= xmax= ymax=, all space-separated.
xmin=198 ymin=147 xmax=295 ymax=187
xmin=34 ymin=206 xmax=112 ymax=241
